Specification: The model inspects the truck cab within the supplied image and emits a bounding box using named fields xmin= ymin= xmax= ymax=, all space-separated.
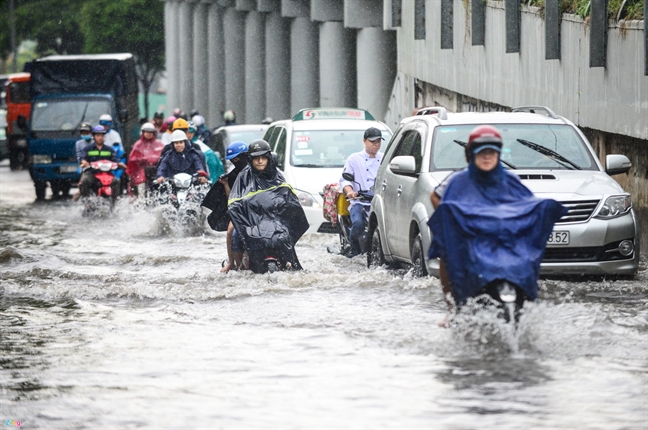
xmin=5 ymin=72 xmax=31 ymax=170
xmin=25 ymin=54 xmax=139 ymax=200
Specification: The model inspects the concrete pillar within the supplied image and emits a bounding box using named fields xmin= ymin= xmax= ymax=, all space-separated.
xmin=193 ymin=2 xmax=209 ymax=121
xmin=319 ymin=21 xmax=356 ymax=107
xmin=207 ymin=3 xmax=225 ymax=127
xmin=290 ymin=17 xmax=319 ymax=114
xmin=356 ymin=27 xmax=397 ymax=121
xmin=245 ymin=11 xmax=266 ymax=123
xmin=223 ymin=7 xmax=246 ymax=123
xmin=265 ymin=12 xmax=291 ymax=121
xmin=164 ymin=0 xmax=180 ymax=117
xmin=178 ymin=1 xmax=195 ymax=114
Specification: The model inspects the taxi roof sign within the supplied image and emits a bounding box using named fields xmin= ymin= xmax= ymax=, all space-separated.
xmin=293 ymin=108 xmax=376 ymax=121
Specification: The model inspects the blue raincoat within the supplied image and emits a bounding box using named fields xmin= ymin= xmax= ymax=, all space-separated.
xmin=428 ymin=162 xmax=567 ymax=304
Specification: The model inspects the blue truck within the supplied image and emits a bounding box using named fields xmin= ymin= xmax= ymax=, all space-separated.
xmin=23 ymin=54 xmax=139 ymax=200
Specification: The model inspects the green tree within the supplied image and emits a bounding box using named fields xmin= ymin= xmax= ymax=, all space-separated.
xmin=80 ymin=0 xmax=165 ymax=120
xmin=0 ymin=0 xmax=85 ymax=71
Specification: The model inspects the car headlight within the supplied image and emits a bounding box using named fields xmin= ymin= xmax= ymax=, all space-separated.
xmin=595 ymin=195 xmax=632 ymax=219
xmin=32 ymin=154 xmax=52 ymax=164
xmin=296 ymin=189 xmax=321 ymax=208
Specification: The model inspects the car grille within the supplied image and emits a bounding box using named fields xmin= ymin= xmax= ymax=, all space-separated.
xmin=518 ymin=174 xmax=557 ymax=180
xmin=555 ymin=199 xmax=600 ymax=224
xmin=543 ymin=240 xmax=633 ymax=262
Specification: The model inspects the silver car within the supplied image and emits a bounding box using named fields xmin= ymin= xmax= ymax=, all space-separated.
xmin=368 ymin=106 xmax=639 ymax=277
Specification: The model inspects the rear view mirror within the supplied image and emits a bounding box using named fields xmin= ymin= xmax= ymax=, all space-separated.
xmin=119 ymin=109 xmax=129 ymax=123
xmin=389 ymin=155 xmax=416 ymax=175
xmin=342 ymin=172 xmax=355 ymax=182
xmin=606 ymin=154 xmax=631 ymax=175
xmin=17 ymin=115 xmax=28 ymax=131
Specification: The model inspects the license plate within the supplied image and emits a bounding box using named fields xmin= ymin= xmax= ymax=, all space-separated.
xmin=59 ymin=164 xmax=79 ymax=173
xmin=547 ymin=231 xmax=570 ymax=245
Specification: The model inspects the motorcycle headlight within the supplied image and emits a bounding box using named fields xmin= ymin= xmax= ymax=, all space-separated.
xmin=32 ymin=154 xmax=52 ymax=164
xmin=296 ymin=190 xmax=321 ymax=208
xmin=595 ymin=195 xmax=632 ymax=219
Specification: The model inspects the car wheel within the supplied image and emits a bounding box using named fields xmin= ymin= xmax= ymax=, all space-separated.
xmin=367 ymin=226 xmax=386 ymax=268
xmin=35 ymin=181 xmax=47 ymax=201
xmin=410 ymin=233 xmax=428 ymax=277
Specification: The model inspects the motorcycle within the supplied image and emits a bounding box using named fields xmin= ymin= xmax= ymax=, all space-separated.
xmin=152 ymin=170 xmax=211 ymax=235
xmin=471 ymin=280 xmax=526 ymax=324
xmin=326 ymin=172 xmax=374 ymax=257
xmin=81 ymin=160 xmax=119 ymax=216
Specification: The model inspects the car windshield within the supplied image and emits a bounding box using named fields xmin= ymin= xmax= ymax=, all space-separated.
xmin=291 ymin=129 xmax=392 ymax=168
xmin=431 ymin=124 xmax=597 ymax=171
xmin=226 ymin=129 xmax=267 ymax=144
xmin=31 ymin=98 xmax=111 ymax=132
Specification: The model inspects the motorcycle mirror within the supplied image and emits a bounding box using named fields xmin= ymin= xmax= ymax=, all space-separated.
xmin=342 ymin=172 xmax=355 ymax=182
xmin=17 ymin=115 xmax=28 ymax=131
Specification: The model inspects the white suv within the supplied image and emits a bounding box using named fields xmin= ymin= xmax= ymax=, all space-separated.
xmin=263 ymin=108 xmax=392 ymax=234
xmin=368 ymin=106 xmax=639 ymax=277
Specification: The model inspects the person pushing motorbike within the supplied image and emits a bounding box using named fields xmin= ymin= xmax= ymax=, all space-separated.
xmin=428 ymin=125 xmax=567 ymax=325
xmin=227 ymin=140 xmax=309 ymax=273
xmin=79 ymin=126 xmax=126 ymax=199
xmin=339 ymin=127 xmax=384 ymax=258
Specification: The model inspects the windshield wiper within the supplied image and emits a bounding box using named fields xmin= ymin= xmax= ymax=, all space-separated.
xmin=293 ymin=164 xmax=321 ymax=168
xmin=72 ymin=101 xmax=91 ymax=135
xmin=516 ymin=138 xmax=581 ymax=170
xmin=453 ymin=139 xmax=517 ymax=169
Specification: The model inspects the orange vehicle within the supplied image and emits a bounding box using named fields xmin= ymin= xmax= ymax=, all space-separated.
xmin=5 ymin=72 xmax=31 ymax=170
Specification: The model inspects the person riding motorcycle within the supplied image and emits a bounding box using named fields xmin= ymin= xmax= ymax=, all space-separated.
xmin=161 ymin=116 xmax=177 ymax=145
xmin=191 ymin=114 xmax=212 ymax=143
xmin=339 ymin=127 xmax=384 ymax=258
xmin=126 ymin=122 xmax=165 ymax=195
xmin=427 ymin=125 xmax=567 ymax=321
xmin=156 ymin=130 xmax=210 ymax=184
xmin=75 ymin=122 xmax=93 ymax=164
xmin=227 ymin=140 xmax=309 ymax=273
xmin=152 ymin=111 xmax=165 ymax=138
xmin=159 ymin=118 xmax=207 ymax=171
xmin=79 ymin=126 xmax=126 ymax=198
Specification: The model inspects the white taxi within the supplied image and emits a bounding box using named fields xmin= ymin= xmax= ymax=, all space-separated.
xmin=263 ymin=108 xmax=392 ymax=234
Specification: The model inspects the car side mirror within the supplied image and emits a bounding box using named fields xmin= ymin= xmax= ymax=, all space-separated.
xmin=17 ymin=115 xmax=28 ymax=131
xmin=605 ymin=154 xmax=631 ymax=175
xmin=119 ymin=109 xmax=128 ymax=123
xmin=389 ymin=155 xmax=416 ymax=175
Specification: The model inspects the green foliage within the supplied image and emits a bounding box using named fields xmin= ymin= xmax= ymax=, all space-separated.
xmin=0 ymin=0 xmax=85 ymax=59
xmin=558 ymin=0 xmax=644 ymax=19
xmin=80 ymin=0 xmax=165 ymax=118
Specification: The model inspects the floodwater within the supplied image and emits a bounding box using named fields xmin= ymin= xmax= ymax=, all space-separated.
xmin=1 ymin=164 xmax=647 ymax=429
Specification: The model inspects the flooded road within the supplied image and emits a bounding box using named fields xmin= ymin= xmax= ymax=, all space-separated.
xmin=1 ymin=163 xmax=647 ymax=428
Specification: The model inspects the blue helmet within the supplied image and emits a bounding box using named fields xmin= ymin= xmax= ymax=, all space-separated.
xmin=225 ymin=141 xmax=248 ymax=160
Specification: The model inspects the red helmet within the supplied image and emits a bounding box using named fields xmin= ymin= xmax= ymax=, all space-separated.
xmin=466 ymin=125 xmax=503 ymax=160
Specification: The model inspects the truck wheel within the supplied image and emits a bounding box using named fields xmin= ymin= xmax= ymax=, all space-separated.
xmin=35 ymin=181 xmax=47 ymax=201
xmin=410 ymin=233 xmax=428 ymax=277
xmin=9 ymin=148 xmax=25 ymax=171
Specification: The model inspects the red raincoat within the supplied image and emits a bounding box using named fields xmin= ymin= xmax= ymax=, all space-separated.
xmin=126 ymin=136 xmax=165 ymax=186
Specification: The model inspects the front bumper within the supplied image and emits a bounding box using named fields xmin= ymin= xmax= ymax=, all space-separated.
xmin=31 ymin=162 xmax=81 ymax=182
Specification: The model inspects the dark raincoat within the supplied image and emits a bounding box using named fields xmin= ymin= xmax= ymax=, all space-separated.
xmin=227 ymin=157 xmax=309 ymax=272
xmin=428 ymin=162 xmax=567 ymax=304
xmin=201 ymin=166 xmax=243 ymax=231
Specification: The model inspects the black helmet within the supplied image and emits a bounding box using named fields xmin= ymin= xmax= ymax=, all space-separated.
xmin=79 ymin=122 xmax=93 ymax=132
xmin=248 ymin=139 xmax=272 ymax=157
xmin=154 ymin=111 xmax=164 ymax=119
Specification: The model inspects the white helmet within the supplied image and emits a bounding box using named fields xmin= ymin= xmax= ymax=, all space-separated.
xmin=141 ymin=122 xmax=156 ymax=133
xmin=191 ymin=115 xmax=204 ymax=127
xmin=171 ymin=130 xmax=187 ymax=142
xmin=99 ymin=114 xmax=113 ymax=122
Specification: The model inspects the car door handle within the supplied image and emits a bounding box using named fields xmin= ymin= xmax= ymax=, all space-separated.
xmin=397 ymin=185 xmax=403 ymax=197
xmin=381 ymin=180 xmax=387 ymax=191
